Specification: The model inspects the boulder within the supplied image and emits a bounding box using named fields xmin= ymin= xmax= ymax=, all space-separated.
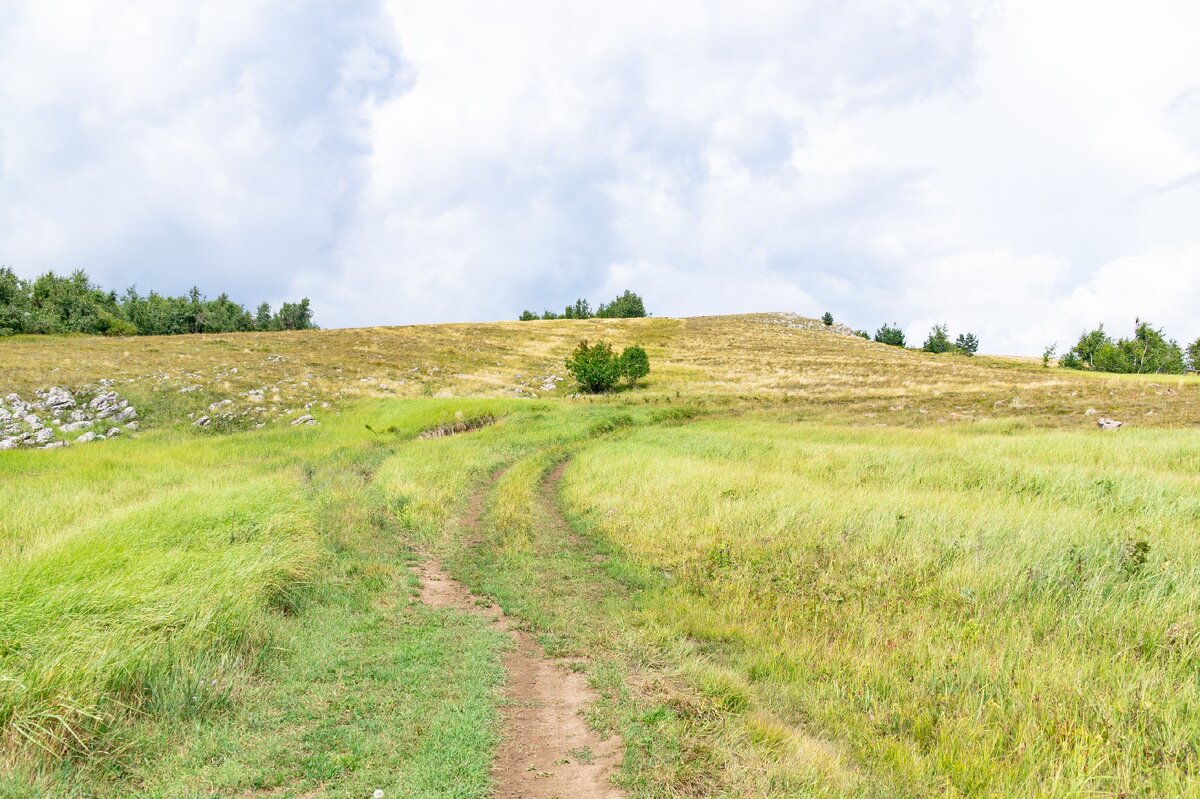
xmin=1097 ymin=417 xmax=1123 ymax=430
xmin=45 ymin=387 xmax=75 ymax=411
xmin=0 ymin=438 xmax=17 ymax=450
xmin=60 ymin=420 xmax=93 ymax=433
xmin=193 ymin=416 xmax=211 ymax=427
xmin=76 ymin=432 xmax=98 ymax=443
xmin=290 ymin=414 xmax=317 ymax=426
xmin=106 ymin=427 xmax=122 ymax=438
xmin=33 ymin=428 xmax=55 ymax=444
xmin=115 ymin=406 xmax=137 ymax=422
xmin=125 ymin=421 xmax=139 ymax=431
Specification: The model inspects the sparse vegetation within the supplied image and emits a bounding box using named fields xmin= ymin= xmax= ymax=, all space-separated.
xmin=922 ymin=323 xmax=953 ymax=353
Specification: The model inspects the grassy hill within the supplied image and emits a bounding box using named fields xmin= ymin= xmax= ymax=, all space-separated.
xmin=3 ymin=314 xmax=1199 ymax=798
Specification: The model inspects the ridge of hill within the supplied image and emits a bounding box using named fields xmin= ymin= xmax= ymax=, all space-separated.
xmin=2 ymin=312 xmax=1197 ymax=430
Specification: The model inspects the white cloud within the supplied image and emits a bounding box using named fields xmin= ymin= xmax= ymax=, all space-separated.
xmin=3 ymin=1 xmax=1200 ymax=353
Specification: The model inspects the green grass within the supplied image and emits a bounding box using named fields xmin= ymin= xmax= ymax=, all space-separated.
xmin=0 ymin=400 xmax=513 ymax=797
xmin=6 ymin=314 xmax=1200 ymax=798
xmin=561 ymin=416 xmax=1200 ymax=797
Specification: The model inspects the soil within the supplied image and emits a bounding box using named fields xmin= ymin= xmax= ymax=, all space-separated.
xmin=416 ymin=460 xmax=625 ymax=799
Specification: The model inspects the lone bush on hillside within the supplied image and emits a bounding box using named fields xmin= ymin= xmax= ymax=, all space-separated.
xmin=822 ymin=312 xmax=834 ymax=326
xmin=565 ymin=340 xmax=651 ymax=392
xmin=620 ymin=345 xmax=650 ymax=387
xmin=565 ymin=340 xmax=623 ymax=392
xmin=874 ymin=323 xmax=905 ymax=347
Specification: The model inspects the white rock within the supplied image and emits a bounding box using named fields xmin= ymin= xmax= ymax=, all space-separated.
xmin=76 ymin=432 xmax=98 ymax=443
xmin=116 ymin=406 xmax=137 ymax=422
xmin=33 ymin=428 xmax=54 ymax=444
xmin=290 ymin=414 xmax=317 ymax=426
xmin=106 ymin=427 xmax=121 ymax=438
xmin=1097 ymin=417 xmax=1123 ymax=430
xmin=0 ymin=438 xmax=17 ymax=450
xmin=60 ymin=420 xmax=92 ymax=433
xmin=193 ymin=416 xmax=211 ymax=427
xmin=373 ymin=791 xmax=385 ymax=799
xmin=125 ymin=421 xmax=139 ymax=431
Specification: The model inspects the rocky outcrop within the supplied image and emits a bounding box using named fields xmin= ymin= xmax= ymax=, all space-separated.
xmin=0 ymin=386 xmax=139 ymax=451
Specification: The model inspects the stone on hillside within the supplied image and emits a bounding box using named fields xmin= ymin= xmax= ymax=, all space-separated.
xmin=290 ymin=414 xmax=316 ymax=426
xmin=1097 ymin=417 xmax=1123 ymax=430
xmin=1084 ymin=408 xmax=1097 ymax=416
xmin=0 ymin=437 xmax=18 ymax=450
xmin=45 ymin=386 xmax=75 ymax=411
xmin=33 ymin=428 xmax=55 ymax=444
xmin=106 ymin=427 xmax=122 ymax=438
xmin=41 ymin=440 xmax=67 ymax=449
xmin=76 ymin=431 xmax=98 ymax=443
xmin=209 ymin=399 xmax=232 ymax=411
xmin=60 ymin=420 xmax=92 ymax=433
xmin=125 ymin=421 xmax=139 ymax=431
xmin=116 ymin=406 xmax=137 ymax=422
xmin=193 ymin=416 xmax=211 ymax=427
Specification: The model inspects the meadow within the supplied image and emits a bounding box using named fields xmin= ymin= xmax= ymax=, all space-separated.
xmin=2 ymin=315 xmax=1198 ymax=797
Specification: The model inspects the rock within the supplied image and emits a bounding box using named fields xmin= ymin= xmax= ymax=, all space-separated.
xmin=41 ymin=441 xmax=67 ymax=449
xmin=33 ymin=428 xmax=55 ymax=444
xmin=290 ymin=414 xmax=317 ymax=426
xmin=60 ymin=420 xmax=92 ymax=433
xmin=89 ymin=391 xmax=118 ymax=410
xmin=1084 ymin=408 xmax=1097 ymax=416
xmin=76 ymin=432 xmax=98 ymax=443
xmin=1097 ymin=417 xmax=1123 ymax=430
xmin=106 ymin=427 xmax=121 ymax=438
xmin=115 ymin=406 xmax=137 ymax=422
xmin=193 ymin=416 xmax=211 ymax=427
xmin=125 ymin=421 xmax=139 ymax=431
xmin=209 ymin=399 xmax=232 ymax=411
xmin=45 ymin=386 xmax=75 ymax=411
xmin=0 ymin=438 xmax=17 ymax=450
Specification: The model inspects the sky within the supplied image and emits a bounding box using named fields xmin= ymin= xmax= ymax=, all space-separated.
xmin=2 ymin=1 xmax=1199 ymax=355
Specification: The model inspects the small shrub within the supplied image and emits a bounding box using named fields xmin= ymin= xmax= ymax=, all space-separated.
xmin=565 ymin=340 xmax=623 ymax=393
xmin=821 ymin=312 xmax=834 ymax=326
xmin=620 ymin=345 xmax=650 ymax=387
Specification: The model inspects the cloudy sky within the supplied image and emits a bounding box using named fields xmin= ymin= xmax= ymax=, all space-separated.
xmin=2 ymin=1 xmax=1199 ymax=354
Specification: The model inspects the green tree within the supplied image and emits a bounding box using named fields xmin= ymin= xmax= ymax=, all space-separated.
xmin=955 ymin=332 xmax=979 ymax=356
xmin=563 ymin=298 xmax=592 ymax=319
xmin=619 ymin=345 xmax=650 ymax=387
xmin=518 ymin=309 xmax=538 ymax=321
xmin=821 ymin=311 xmax=834 ymax=326
xmin=873 ymin=323 xmax=906 ymax=347
xmin=1187 ymin=338 xmax=1200 ymax=372
xmin=1061 ymin=320 xmax=1185 ymax=374
xmin=0 ymin=267 xmax=32 ymax=334
xmin=923 ymin=324 xmax=953 ymax=354
xmin=564 ymin=340 xmax=623 ymax=393
xmin=277 ymin=298 xmax=315 ymax=330
xmin=255 ymin=302 xmax=275 ymax=331
xmin=596 ymin=290 xmax=648 ymax=318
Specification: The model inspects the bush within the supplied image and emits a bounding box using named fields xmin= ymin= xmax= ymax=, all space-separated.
xmin=1060 ymin=321 xmax=1185 ymax=374
xmin=518 ymin=310 xmax=538 ymax=321
xmin=565 ymin=340 xmax=623 ymax=393
xmin=821 ymin=312 xmax=834 ymax=326
xmin=874 ymin=323 xmax=906 ymax=347
xmin=596 ymin=290 xmax=647 ymax=318
xmin=923 ymin=324 xmax=953 ymax=354
xmin=620 ymin=345 xmax=650 ymax=387
xmin=1186 ymin=337 xmax=1200 ymax=372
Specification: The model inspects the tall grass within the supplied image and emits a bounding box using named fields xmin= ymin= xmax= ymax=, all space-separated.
xmin=563 ymin=417 xmax=1200 ymax=797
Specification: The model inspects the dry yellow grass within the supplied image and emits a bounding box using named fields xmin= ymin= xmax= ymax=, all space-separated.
xmin=2 ymin=312 xmax=1198 ymax=429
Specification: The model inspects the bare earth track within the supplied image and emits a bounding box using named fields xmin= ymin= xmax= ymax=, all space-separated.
xmin=417 ymin=461 xmax=624 ymax=799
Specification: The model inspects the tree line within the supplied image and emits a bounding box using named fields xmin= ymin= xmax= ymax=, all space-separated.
xmin=519 ymin=290 xmax=647 ymax=320
xmin=823 ymin=312 xmax=981 ymax=356
xmin=0 ymin=268 xmax=315 ymax=336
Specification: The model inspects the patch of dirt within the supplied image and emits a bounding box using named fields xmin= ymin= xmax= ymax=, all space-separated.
xmin=417 ymin=413 xmax=496 ymax=440
xmin=416 ymin=462 xmax=625 ymax=799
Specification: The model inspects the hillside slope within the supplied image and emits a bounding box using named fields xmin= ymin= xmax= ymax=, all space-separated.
xmin=2 ymin=313 xmax=1198 ymax=430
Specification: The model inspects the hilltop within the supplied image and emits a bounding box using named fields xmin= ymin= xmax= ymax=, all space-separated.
xmin=2 ymin=312 xmax=1197 ymax=431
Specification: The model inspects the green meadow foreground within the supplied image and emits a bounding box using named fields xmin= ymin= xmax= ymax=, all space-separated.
xmin=2 ymin=315 xmax=1199 ymax=798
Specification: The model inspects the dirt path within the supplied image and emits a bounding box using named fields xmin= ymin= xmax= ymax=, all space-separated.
xmin=417 ymin=461 xmax=625 ymax=799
